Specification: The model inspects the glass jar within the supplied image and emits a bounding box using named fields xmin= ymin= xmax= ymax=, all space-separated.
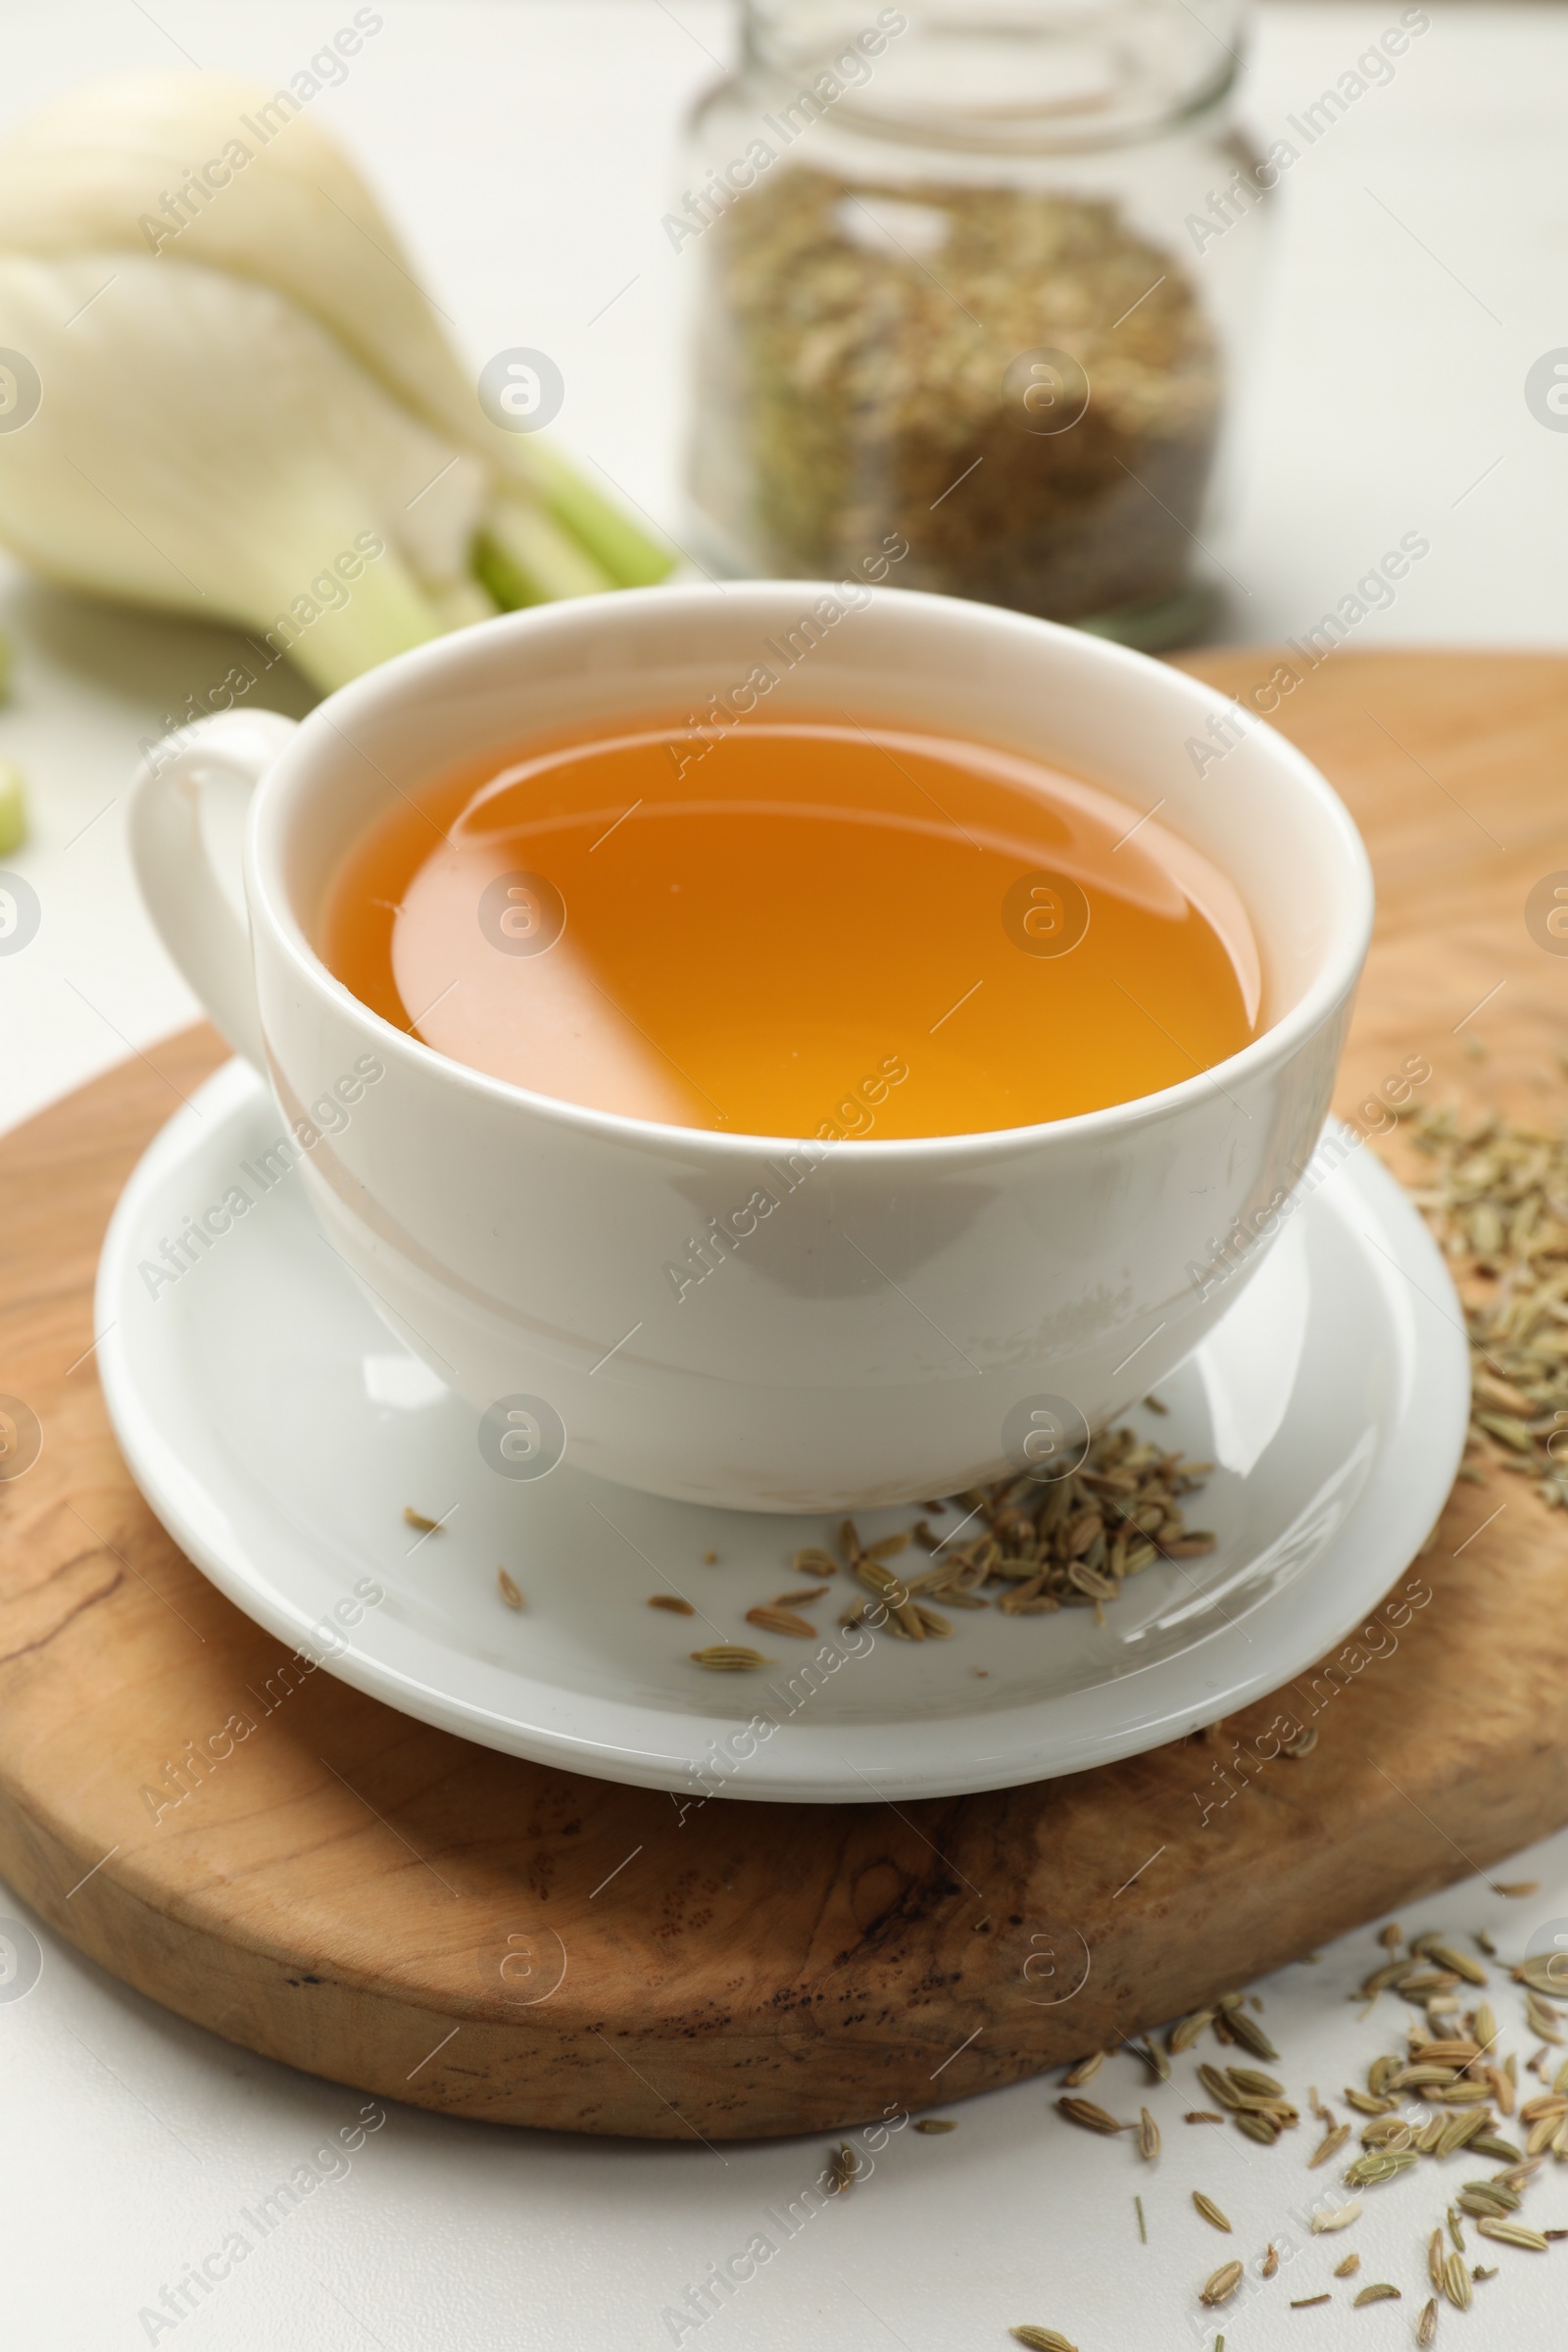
xmin=677 ymin=0 xmax=1270 ymax=648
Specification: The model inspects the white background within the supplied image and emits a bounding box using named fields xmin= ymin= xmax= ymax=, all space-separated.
xmin=1 ymin=4 xmax=1566 ymax=2345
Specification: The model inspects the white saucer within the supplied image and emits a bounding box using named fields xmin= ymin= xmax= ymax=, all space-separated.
xmin=97 ymin=1061 xmax=1469 ymax=1804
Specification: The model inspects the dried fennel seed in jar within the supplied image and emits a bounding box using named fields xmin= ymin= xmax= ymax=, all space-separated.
xmin=1405 ymin=1108 xmax=1568 ymax=1506
xmin=693 ymin=166 xmax=1222 ymax=627
xmin=836 ymin=1425 xmax=1214 ymax=1642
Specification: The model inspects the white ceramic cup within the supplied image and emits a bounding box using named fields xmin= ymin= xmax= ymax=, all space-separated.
xmin=128 ymin=583 xmax=1372 ymax=1511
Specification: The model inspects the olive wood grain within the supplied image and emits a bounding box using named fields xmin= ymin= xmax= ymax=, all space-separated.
xmin=1 ymin=648 xmax=1564 ymax=2137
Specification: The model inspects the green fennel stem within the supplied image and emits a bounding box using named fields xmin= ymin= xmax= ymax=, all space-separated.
xmin=524 ymin=441 xmax=674 ymax=589
xmin=481 ymin=493 xmax=613 ymax=607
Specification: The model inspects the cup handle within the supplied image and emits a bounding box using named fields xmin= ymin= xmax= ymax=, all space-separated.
xmin=127 ymin=710 xmax=301 ymax=1072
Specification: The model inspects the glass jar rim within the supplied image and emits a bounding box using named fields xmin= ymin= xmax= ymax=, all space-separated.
xmin=738 ymin=1 xmax=1245 ymax=154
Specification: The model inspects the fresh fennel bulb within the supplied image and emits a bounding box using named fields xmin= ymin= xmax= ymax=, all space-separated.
xmin=0 ymin=70 xmax=670 ymax=688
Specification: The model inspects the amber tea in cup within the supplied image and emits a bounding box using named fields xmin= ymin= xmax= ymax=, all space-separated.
xmin=318 ymin=715 xmax=1260 ymax=1139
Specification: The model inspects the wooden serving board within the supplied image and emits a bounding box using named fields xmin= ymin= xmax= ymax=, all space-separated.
xmin=3 ymin=649 xmax=1566 ymax=2141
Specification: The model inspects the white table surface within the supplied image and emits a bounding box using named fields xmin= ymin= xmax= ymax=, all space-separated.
xmin=2 ymin=5 xmax=1566 ymax=2345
